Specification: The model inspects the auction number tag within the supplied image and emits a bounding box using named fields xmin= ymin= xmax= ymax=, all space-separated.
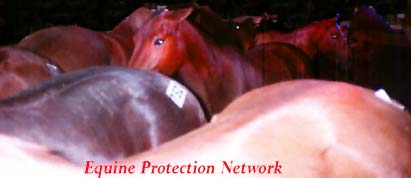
xmin=166 ymin=80 xmax=187 ymax=108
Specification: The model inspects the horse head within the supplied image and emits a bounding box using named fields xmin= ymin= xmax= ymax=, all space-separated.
xmin=128 ymin=8 xmax=193 ymax=76
xmin=313 ymin=17 xmax=349 ymax=68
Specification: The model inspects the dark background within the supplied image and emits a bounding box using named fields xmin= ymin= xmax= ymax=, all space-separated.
xmin=0 ymin=0 xmax=408 ymax=45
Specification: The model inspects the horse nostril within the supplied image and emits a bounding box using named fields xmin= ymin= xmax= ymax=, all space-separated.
xmin=154 ymin=38 xmax=164 ymax=46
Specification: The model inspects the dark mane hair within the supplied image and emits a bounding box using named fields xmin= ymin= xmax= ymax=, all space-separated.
xmin=186 ymin=7 xmax=244 ymax=49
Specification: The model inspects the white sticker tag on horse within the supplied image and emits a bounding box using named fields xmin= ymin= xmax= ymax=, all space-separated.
xmin=374 ymin=89 xmax=405 ymax=110
xmin=166 ymin=80 xmax=187 ymax=108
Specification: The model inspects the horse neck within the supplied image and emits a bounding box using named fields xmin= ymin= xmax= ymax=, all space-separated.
xmin=98 ymin=32 xmax=131 ymax=66
xmin=177 ymin=22 xmax=261 ymax=115
xmin=257 ymin=25 xmax=318 ymax=59
xmin=112 ymin=9 xmax=148 ymax=36
xmin=111 ymin=19 xmax=138 ymax=52
xmin=288 ymin=24 xmax=318 ymax=59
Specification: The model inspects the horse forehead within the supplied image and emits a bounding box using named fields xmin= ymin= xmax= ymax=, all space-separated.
xmin=145 ymin=15 xmax=179 ymax=31
xmin=139 ymin=19 xmax=167 ymax=37
xmin=323 ymin=22 xmax=347 ymax=39
xmin=322 ymin=20 xmax=338 ymax=31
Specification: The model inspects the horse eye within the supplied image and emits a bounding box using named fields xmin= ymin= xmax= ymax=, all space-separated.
xmin=331 ymin=34 xmax=338 ymax=39
xmin=234 ymin=23 xmax=240 ymax=30
xmin=154 ymin=38 xmax=164 ymax=45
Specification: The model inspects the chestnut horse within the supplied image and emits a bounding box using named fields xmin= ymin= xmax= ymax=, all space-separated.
xmin=16 ymin=7 xmax=154 ymax=71
xmin=348 ymin=4 xmax=411 ymax=110
xmin=128 ymin=7 xmax=311 ymax=117
xmin=128 ymin=8 xmax=261 ymax=117
xmin=2 ymin=80 xmax=409 ymax=178
xmin=246 ymin=42 xmax=312 ymax=85
xmin=17 ymin=25 xmax=122 ymax=72
xmin=0 ymin=46 xmax=62 ymax=99
xmin=255 ymin=17 xmax=350 ymax=81
xmin=0 ymin=66 xmax=206 ymax=164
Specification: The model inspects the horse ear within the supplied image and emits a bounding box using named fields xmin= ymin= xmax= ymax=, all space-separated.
xmin=252 ymin=16 xmax=263 ymax=24
xmin=336 ymin=13 xmax=341 ymax=25
xmin=165 ymin=8 xmax=193 ymax=22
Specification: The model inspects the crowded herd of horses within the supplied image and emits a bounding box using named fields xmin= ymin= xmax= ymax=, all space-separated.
xmin=0 ymin=3 xmax=410 ymax=177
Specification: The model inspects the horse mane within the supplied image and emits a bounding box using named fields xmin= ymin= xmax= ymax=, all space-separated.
xmin=350 ymin=4 xmax=393 ymax=33
xmin=147 ymin=5 xmax=242 ymax=49
xmin=186 ymin=7 xmax=244 ymax=49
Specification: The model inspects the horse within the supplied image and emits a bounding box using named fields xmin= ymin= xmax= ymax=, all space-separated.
xmin=348 ymin=4 xmax=411 ymax=110
xmin=16 ymin=7 xmax=154 ymax=71
xmin=0 ymin=66 xmax=206 ymax=164
xmin=228 ymin=17 xmax=257 ymax=51
xmin=16 ymin=25 xmax=122 ymax=71
xmin=128 ymin=7 xmax=263 ymax=117
xmin=0 ymin=46 xmax=62 ymax=99
xmin=125 ymin=80 xmax=410 ymax=178
xmin=254 ymin=17 xmax=350 ymax=81
xmin=246 ymin=42 xmax=312 ymax=85
xmin=128 ymin=7 xmax=312 ymax=117
xmin=2 ymin=79 xmax=409 ymax=178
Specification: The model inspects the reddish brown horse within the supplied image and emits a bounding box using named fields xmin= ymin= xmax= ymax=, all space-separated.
xmin=0 ymin=66 xmax=206 ymax=164
xmin=128 ymin=8 xmax=261 ymax=117
xmin=246 ymin=42 xmax=312 ymax=85
xmin=2 ymin=80 xmax=409 ymax=178
xmin=348 ymin=4 xmax=411 ymax=110
xmin=16 ymin=7 xmax=154 ymax=71
xmin=255 ymin=17 xmax=350 ymax=81
xmin=0 ymin=46 xmax=62 ymax=99
xmin=128 ymin=7 xmax=311 ymax=117
xmin=17 ymin=25 xmax=120 ymax=72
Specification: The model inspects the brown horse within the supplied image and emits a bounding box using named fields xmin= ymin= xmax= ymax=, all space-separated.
xmin=0 ymin=66 xmax=206 ymax=164
xmin=0 ymin=46 xmax=62 ymax=99
xmin=246 ymin=42 xmax=312 ymax=85
xmin=128 ymin=7 xmax=311 ymax=117
xmin=128 ymin=8 xmax=263 ymax=117
xmin=348 ymin=4 xmax=411 ymax=110
xmin=255 ymin=17 xmax=350 ymax=81
xmin=17 ymin=26 xmax=120 ymax=71
xmin=2 ymin=80 xmax=409 ymax=178
xmin=16 ymin=7 xmax=154 ymax=71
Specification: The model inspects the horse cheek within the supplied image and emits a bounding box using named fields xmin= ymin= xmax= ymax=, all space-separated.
xmin=158 ymin=42 xmax=184 ymax=76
